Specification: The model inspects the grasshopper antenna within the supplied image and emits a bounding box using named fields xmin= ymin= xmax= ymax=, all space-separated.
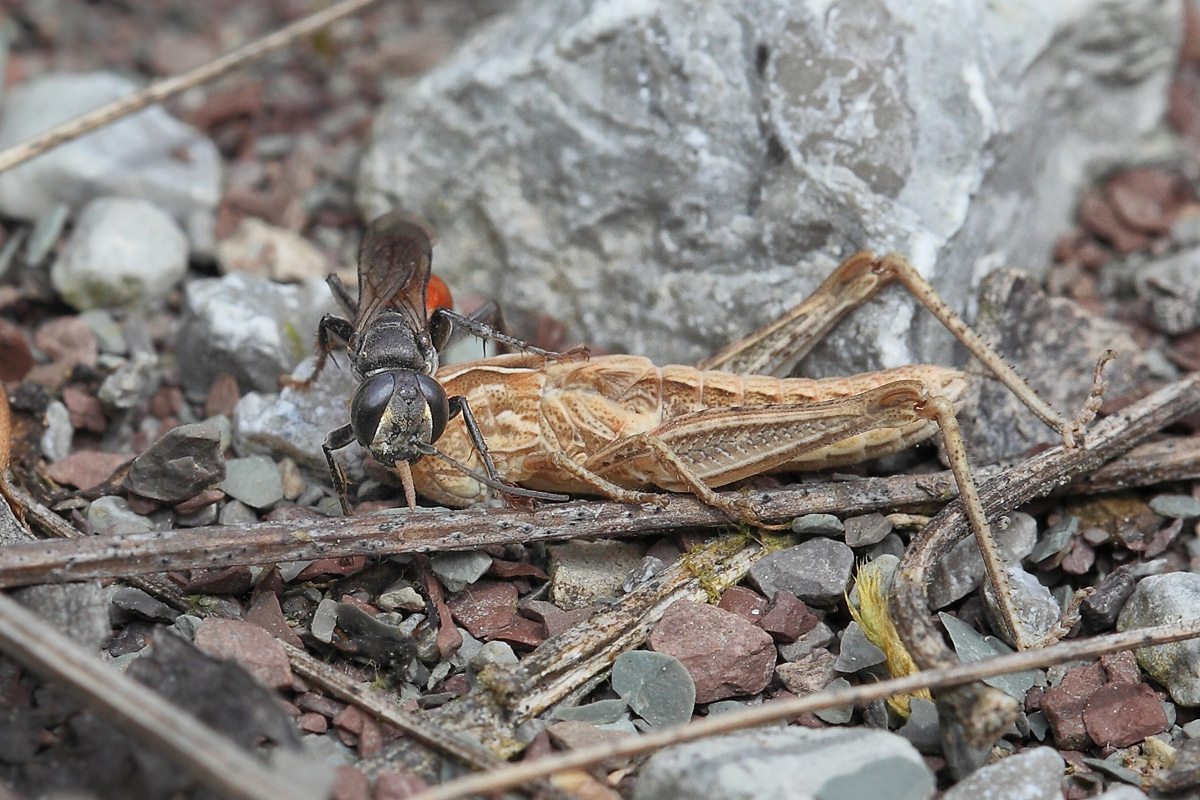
xmin=413 ymin=443 xmax=570 ymax=504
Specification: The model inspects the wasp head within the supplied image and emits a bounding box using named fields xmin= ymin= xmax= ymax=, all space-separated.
xmin=350 ymin=371 xmax=449 ymax=465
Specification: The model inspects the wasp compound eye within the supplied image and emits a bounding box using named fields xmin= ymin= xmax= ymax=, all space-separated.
xmin=416 ymin=373 xmax=450 ymax=442
xmin=351 ymin=371 xmax=396 ymax=447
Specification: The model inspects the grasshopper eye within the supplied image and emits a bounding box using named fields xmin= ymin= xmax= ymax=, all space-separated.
xmin=351 ymin=372 xmax=396 ymax=446
xmin=416 ymin=373 xmax=449 ymax=442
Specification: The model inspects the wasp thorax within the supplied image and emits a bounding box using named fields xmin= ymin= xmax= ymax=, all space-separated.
xmin=350 ymin=371 xmax=449 ymax=465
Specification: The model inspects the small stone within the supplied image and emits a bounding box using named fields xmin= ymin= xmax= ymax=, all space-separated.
xmin=757 ymin=591 xmax=818 ymax=644
xmin=547 ymin=720 xmax=632 ymax=769
xmin=0 ymin=72 xmax=220 ymax=229
xmin=219 ymin=455 xmax=285 ymax=509
xmin=897 ymin=698 xmax=940 ymax=754
xmin=13 ymin=582 xmax=111 ymax=652
xmin=552 ymin=698 xmax=630 ymax=725
xmin=1080 ymin=564 xmax=1139 ymax=632
xmin=843 ymin=513 xmax=892 ymax=548
xmin=632 ymin=728 xmax=933 ymax=800
xmin=927 ymin=511 xmax=1037 ymax=608
xmin=468 ymin=640 xmax=519 ymax=672
xmin=939 ymin=613 xmax=1040 ymax=701
xmin=612 ymin=650 xmax=696 ymax=728
xmin=717 ymin=586 xmax=768 ymax=622
xmin=1148 ymin=494 xmax=1200 ymax=519
xmin=51 ymin=197 xmax=189 ymax=311
xmin=378 ymin=583 xmax=425 ymax=613
xmin=622 ymin=555 xmax=667 ymax=593
xmin=193 ymin=617 xmax=293 ymax=689
xmin=1029 ymin=515 xmax=1080 ymax=563
xmin=775 ymin=649 xmax=837 ymax=695
xmin=98 ymin=352 xmax=161 ymax=411
xmin=647 ymin=600 xmax=775 ymax=704
xmin=123 ymin=421 xmax=225 ymax=502
xmin=39 ymin=401 xmax=74 ymax=463
xmin=62 ymin=386 xmax=106 ymax=433
xmin=982 ymin=566 xmax=1061 ymax=647
xmin=1117 ymin=573 xmax=1200 ymax=705
xmin=246 ymin=593 xmax=305 ymax=649
xmin=110 ymin=587 xmax=179 ymax=624
xmin=430 ymin=551 xmax=494 ymax=593
xmin=1041 ymin=661 xmax=1107 ymax=749
xmin=217 ymin=218 xmax=330 ymax=283
xmin=35 ymin=316 xmax=99 ymax=368
xmin=791 ymin=513 xmax=844 ymax=537
xmin=0 ymin=319 xmax=34 ymax=382
xmin=1082 ymin=682 xmax=1168 ymax=747
xmin=941 ymin=746 xmax=1064 ymax=800
xmin=446 ymin=580 xmax=520 ymax=640
xmin=834 ymin=621 xmax=886 ymax=673
xmin=311 ymin=599 xmax=340 ymax=644
xmin=747 ymin=537 xmax=854 ymax=605
xmin=778 ymin=621 xmax=835 ymax=663
xmin=177 ymin=274 xmax=336 ymax=396
xmin=45 ymin=450 xmax=133 ymax=494
xmin=520 ymin=599 xmax=570 ymax=637
xmin=26 ymin=204 xmax=71 ymax=267
xmin=812 ymin=678 xmax=854 ymax=724
xmin=79 ymin=309 xmax=126 ymax=355
xmin=278 ymin=458 xmax=306 ymax=501
xmin=549 ymin=540 xmax=647 ymax=610
xmin=298 ymin=713 xmax=328 ymax=734
xmin=375 ymin=770 xmax=429 ymax=800
xmin=219 ymin=498 xmax=259 ymax=525
xmin=87 ymin=496 xmax=154 ymax=535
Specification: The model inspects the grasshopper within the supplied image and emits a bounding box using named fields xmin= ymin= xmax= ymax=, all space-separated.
xmin=406 ymin=251 xmax=1111 ymax=651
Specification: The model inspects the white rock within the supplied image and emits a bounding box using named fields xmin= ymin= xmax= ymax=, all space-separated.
xmin=51 ymin=197 xmax=188 ymax=311
xmin=0 ymin=73 xmax=220 ymax=240
xmin=1118 ymin=572 xmax=1200 ymax=706
xmin=358 ymin=0 xmax=1179 ymax=374
xmin=216 ymin=218 xmax=331 ymax=283
xmin=40 ymin=400 xmax=73 ymax=462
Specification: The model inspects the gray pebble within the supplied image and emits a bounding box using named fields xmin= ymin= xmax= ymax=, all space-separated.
xmin=623 ymin=555 xmax=667 ymax=593
xmin=1184 ymin=719 xmax=1200 ymax=739
xmin=377 ymin=583 xmax=425 ymax=613
xmin=469 ymin=641 xmax=518 ymax=673
xmin=450 ymin=628 xmax=483 ymax=670
xmin=778 ymin=621 xmax=835 ymax=663
xmin=311 ymin=599 xmax=339 ymax=644
xmin=748 ymin=537 xmax=854 ymax=606
xmin=176 ymin=502 xmax=220 ymax=528
xmin=1028 ymin=515 xmax=1079 ymax=563
xmin=1117 ymin=573 xmax=1200 ymax=705
xmin=25 ymin=203 xmax=70 ymax=267
xmin=927 ymin=511 xmax=1037 ymax=608
xmin=219 ymin=455 xmax=284 ymax=509
xmin=941 ymin=747 xmax=1063 ymax=800
xmin=552 ymin=698 xmax=630 ymax=725
xmin=982 ymin=566 xmax=1061 ymax=647
xmin=219 ymin=499 xmax=259 ymax=526
xmin=633 ymin=728 xmax=933 ymax=800
xmin=430 ymin=551 xmax=493 ymax=593
xmin=110 ymin=587 xmax=179 ymax=623
xmin=13 ymin=582 xmax=111 ymax=652
xmin=612 ymin=650 xmax=696 ymax=729
xmin=79 ymin=309 xmax=127 ymax=355
xmin=98 ymin=352 xmax=161 ymax=411
xmin=843 ymin=513 xmax=892 ymax=548
xmin=865 ymin=532 xmax=905 ymax=561
xmin=939 ymin=612 xmax=1040 ymax=700
xmin=124 ymin=421 xmax=225 ymax=502
xmin=1149 ymin=494 xmax=1200 ymax=519
xmin=833 ymin=621 xmax=886 ymax=673
xmin=173 ymin=614 xmax=202 ymax=639
xmin=87 ymin=496 xmax=153 ymax=535
xmin=897 ymin=698 xmax=940 ymax=754
xmin=40 ymin=400 xmax=73 ymax=462
xmin=51 ymin=197 xmax=189 ymax=311
xmin=791 ymin=513 xmax=844 ymax=537
xmin=812 ymin=678 xmax=853 ymax=724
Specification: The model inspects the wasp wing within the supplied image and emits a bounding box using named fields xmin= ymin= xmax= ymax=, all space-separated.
xmin=353 ymin=212 xmax=436 ymax=333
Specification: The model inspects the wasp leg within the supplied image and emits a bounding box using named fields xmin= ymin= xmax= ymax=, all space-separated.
xmin=326 ymin=273 xmax=357 ymax=317
xmin=432 ymin=306 xmax=579 ymax=361
xmin=281 ymin=314 xmax=356 ymax=390
xmin=322 ymin=423 xmax=357 ymax=516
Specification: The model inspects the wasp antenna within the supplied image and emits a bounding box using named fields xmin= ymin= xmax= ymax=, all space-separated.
xmin=415 ymin=443 xmax=570 ymax=504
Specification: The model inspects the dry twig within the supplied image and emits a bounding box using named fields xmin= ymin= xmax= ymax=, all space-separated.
xmin=1 ymin=434 xmax=1198 ymax=588
xmin=0 ymin=0 xmax=384 ymax=175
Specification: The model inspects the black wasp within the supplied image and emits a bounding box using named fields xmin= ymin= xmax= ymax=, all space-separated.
xmin=288 ymin=211 xmax=568 ymax=514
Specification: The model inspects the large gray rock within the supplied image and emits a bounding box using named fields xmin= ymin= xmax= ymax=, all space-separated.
xmin=175 ymin=273 xmax=337 ymax=397
xmin=359 ymin=0 xmax=1179 ymax=374
xmin=633 ymin=728 xmax=934 ymax=800
xmin=50 ymin=197 xmax=189 ymax=311
xmin=1118 ymin=572 xmax=1200 ymax=706
xmin=941 ymin=747 xmax=1064 ymax=800
xmin=0 ymin=73 xmax=220 ymax=243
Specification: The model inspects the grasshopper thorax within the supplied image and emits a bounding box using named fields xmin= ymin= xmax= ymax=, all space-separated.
xmin=350 ymin=370 xmax=449 ymax=465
